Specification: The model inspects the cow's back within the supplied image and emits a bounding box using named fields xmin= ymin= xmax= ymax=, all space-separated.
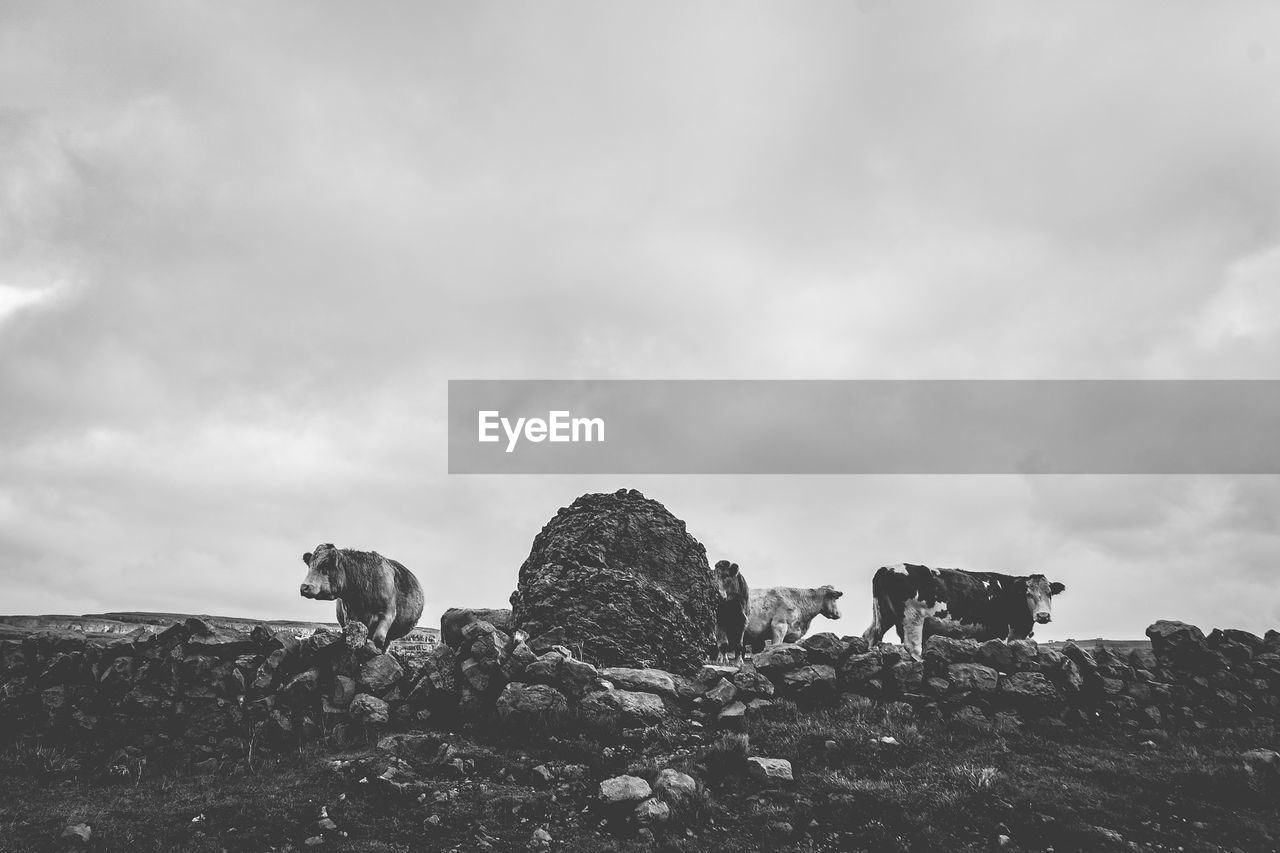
xmin=384 ymin=558 xmax=425 ymax=642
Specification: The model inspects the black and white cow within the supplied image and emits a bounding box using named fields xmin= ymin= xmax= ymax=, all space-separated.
xmin=862 ymin=563 xmax=1066 ymax=661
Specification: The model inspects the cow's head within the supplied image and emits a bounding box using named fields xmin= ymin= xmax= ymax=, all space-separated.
xmin=300 ymin=544 xmax=342 ymax=600
xmin=819 ymin=585 xmax=844 ymax=620
xmin=1025 ymin=574 xmax=1066 ymax=624
xmin=713 ymin=560 xmax=745 ymax=601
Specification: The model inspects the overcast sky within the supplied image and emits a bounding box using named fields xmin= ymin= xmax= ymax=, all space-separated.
xmin=2 ymin=2 xmax=1279 ymax=642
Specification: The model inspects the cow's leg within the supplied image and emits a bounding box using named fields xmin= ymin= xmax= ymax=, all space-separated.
xmin=715 ymin=626 xmax=729 ymax=664
xmin=732 ymin=627 xmax=746 ymax=666
xmin=335 ymin=599 xmax=347 ymax=628
xmin=769 ymin=619 xmax=790 ymax=646
xmin=370 ymin=610 xmax=396 ymax=650
xmin=863 ymin=595 xmax=885 ymax=647
xmin=901 ymin=600 xmax=930 ymax=662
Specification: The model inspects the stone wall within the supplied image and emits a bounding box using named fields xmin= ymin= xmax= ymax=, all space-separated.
xmin=1 ymin=615 xmax=1276 ymax=775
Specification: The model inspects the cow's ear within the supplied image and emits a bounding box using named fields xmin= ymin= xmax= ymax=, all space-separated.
xmin=831 ymin=588 xmax=844 ymax=599
xmin=1050 ymin=582 xmax=1066 ymax=596
xmin=302 ymin=552 xmax=312 ymax=565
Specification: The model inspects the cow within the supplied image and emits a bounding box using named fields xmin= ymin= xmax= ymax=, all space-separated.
xmin=440 ymin=607 xmax=516 ymax=650
xmin=863 ymin=563 xmax=1066 ymax=661
xmin=713 ymin=560 xmax=750 ymax=665
xmin=299 ymin=543 xmax=425 ymax=651
xmin=744 ymin=585 xmax=844 ymax=653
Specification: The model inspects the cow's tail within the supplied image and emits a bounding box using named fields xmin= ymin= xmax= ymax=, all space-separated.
xmin=863 ymin=567 xmax=894 ymax=647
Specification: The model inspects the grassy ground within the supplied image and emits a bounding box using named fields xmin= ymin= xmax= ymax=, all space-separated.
xmin=2 ymin=699 xmax=1276 ymax=852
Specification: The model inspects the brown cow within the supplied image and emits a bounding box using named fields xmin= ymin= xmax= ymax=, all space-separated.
xmin=744 ymin=585 xmax=843 ymax=653
xmin=713 ymin=560 xmax=749 ymax=665
xmin=299 ymin=543 xmax=425 ymax=650
xmin=440 ymin=607 xmax=515 ymax=650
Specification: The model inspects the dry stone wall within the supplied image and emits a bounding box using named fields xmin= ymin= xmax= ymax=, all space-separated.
xmin=2 ymin=614 xmax=1277 ymax=775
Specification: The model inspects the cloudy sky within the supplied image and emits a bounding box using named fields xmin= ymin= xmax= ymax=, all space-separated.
xmin=2 ymin=2 xmax=1279 ymax=641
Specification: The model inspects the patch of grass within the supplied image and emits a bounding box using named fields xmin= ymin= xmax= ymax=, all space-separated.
xmin=0 ymin=740 xmax=81 ymax=780
xmin=702 ymin=732 xmax=749 ymax=785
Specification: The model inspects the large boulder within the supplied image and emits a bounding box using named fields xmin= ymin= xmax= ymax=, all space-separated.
xmin=509 ymin=489 xmax=717 ymax=672
xmin=1147 ymin=620 xmax=1216 ymax=671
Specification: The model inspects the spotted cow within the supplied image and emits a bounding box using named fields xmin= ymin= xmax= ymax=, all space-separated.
xmin=744 ymin=585 xmax=844 ymax=653
xmin=863 ymin=563 xmax=1066 ymax=661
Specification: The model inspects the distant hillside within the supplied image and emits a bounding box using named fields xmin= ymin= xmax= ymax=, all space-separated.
xmin=1043 ymin=638 xmax=1152 ymax=654
xmin=0 ymin=611 xmax=440 ymax=648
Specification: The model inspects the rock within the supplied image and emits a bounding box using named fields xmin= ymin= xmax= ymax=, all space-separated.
xmin=526 ymin=627 xmax=570 ymax=656
xmin=1220 ymin=629 xmax=1265 ymax=653
xmin=304 ymin=629 xmax=343 ymax=657
xmin=376 ymin=732 xmax=447 ymax=763
xmin=888 ymin=659 xmax=924 ymax=692
xmin=1007 ymin=639 xmax=1038 ymax=668
xmin=530 ymin=827 xmax=553 ymax=848
xmin=1242 ymin=749 xmax=1279 ymax=786
xmin=185 ymin=622 xmax=257 ymax=658
xmin=1061 ymin=642 xmax=1098 ymax=677
xmin=558 ymin=657 xmax=603 ymax=698
xmin=1146 ymin=620 xmax=1213 ymax=669
xmin=600 ymin=667 xmax=677 ymax=700
xmin=672 ymin=674 xmax=706 ymax=702
xmin=358 ymin=654 xmax=403 ymax=694
xmin=800 ymin=632 xmax=848 ymax=663
xmin=999 ymin=671 xmax=1060 ymax=709
xmin=460 ymin=658 xmax=494 ymax=692
xmin=282 ymin=667 xmax=321 ymax=701
xmin=697 ymin=663 xmax=739 ymax=685
xmin=719 ymin=700 xmax=747 ymax=729
xmin=466 ymin=623 xmax=511 ymax=663
xmin=923 ymin=636 xmax=979 ymax=669
xmin=732 ymin=666 xmax=776 ymax=697
xmin=343 ymin=620 xmax=369 ymax=649
xmin=839 ymin=652 xmax=882 ymax=685
xmin=508 ymin=641 xmax=537 ymax=675
xmin=781 ymin=664 xmax=837 ymax=696
xmin=252 ymin=648 xmax=288 ymax=691
xmin=753 ymin=643 xmax=809 ymax=678
xmin=529 ymin=764 xmax=555 ymax=788
xmin=327 ymin=675 xmax=356 ymax=710
xmin=946 ymin=663 xmax=999 ymax=693
xmin=700 ymin=678 xmax=737 ymax=710
xmin=599 ymin=774 xmax=652 ymax=804
xmin=60 ymin=823 xmax=92 ymax=845
xmin=976 ymin=640 xmax=1014 ymax=672
xmin=509 ymin=489 xmax=718 ymax=671
xmin=654 ymin=768 xmax=699 ymax=805
xmin=522 ymin=653 xmax=564 ymax=685
xmin=952 ymin=705 xmax=989 ymax=726
xmin=579 ymin=689 xmax=667 ymax=728
xmin=634 ymin=797 xmax=671 ymax=825
xmin=494 ymin=683 xmax=569 ymax=720
xmin=747 ymin=757 xmax=793 ymax=782
xmin=348 ymin=693 xmax=389 ymax=724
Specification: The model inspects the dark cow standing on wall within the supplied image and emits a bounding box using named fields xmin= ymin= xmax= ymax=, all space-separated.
xmin=863 ymin=563 xmax=1066 ymax=661
xmin=713 ymin=560 xmax=749 ymax=665
xmin=299 ymin=543 xmax=425 ymax=650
